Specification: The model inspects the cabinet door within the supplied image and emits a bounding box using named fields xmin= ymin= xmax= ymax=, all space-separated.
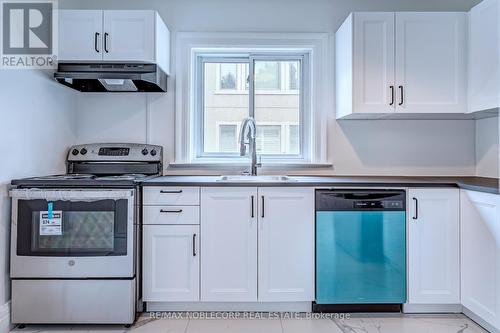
xmin=58 ymin=10 xmax=103 ymax=61
xmin=143 ymin=225 xmax=199 ymax=301
xmin=353 ymin=12 xmax=396 ymax=114
xmin=408 ymin=188 xmax=460 ymax=304
xmin=468 ymin=0 xmax=500 ymax=112
xmin=103 ymin=11 xmax=155 ymax=62
xmin=461 ymin=190 xmax=500 ymax=330
xmin=395 ymin=13 xmax=467 ymax=113
xmin=201 ymin=187 xmax=257 ymax=301
xmin=258 ymin=188 xmax=314 ymax=301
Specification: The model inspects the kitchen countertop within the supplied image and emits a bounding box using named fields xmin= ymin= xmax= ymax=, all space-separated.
xmin=142 ymin=175 xmax=499 ymax=194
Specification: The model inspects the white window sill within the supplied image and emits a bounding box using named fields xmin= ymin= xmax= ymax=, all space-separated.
xmin=168 ymin=162 xmax=333 ymax=170
xmin=213 ymin=90 xmax=299 ymax=95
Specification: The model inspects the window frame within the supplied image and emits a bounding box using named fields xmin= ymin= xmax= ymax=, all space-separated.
xmin=194 ymin=51 xmax=310 ymax=162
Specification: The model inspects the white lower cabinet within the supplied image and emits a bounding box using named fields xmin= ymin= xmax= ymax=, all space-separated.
xmin=201 ymin=187 xmax=258 ymax=301
xmin=143 ymin=225 xmax=199 ymax=301
xmin=143 ymin=186 xmax=314 ymax=305
xmin=407 ymin=188 xmax=460 ymax=305
xmin=460 ymin=190 xmax=500 ymax=331
xmin=200 ymin=187 xmax=314 ymax=302
xmin=258 ymin=187 xmax=314 ymax=301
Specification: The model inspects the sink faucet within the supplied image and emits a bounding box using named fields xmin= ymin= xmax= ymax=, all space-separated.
xmin=239 ymin=117 xmax=261 ymax=176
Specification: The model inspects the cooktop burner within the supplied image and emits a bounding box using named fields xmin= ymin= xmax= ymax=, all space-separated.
xmin=30 ymin=174 xmax=96 ymax=180
xmin=96 ymin=174 xmax=148 ymax=181
xmin=28 ymin=173 xmax=150 ymax=182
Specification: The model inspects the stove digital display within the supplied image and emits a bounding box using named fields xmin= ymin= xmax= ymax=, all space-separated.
xmin=98 ymin=147 xmax=130 ymax=156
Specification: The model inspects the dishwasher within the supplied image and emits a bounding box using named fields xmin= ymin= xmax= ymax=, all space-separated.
xmin=314 ymin=189 xmax=406 ymax=312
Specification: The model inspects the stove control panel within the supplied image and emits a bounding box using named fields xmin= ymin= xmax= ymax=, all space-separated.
xmin=67 ymin=143 xmax=163 ymax=162
xmin=99 ymin=147 xmax=130 ymax=156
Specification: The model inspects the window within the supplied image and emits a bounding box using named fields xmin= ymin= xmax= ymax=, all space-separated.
xmin=215 ymin=63 xmax=248 ymax=92
xmin=255 ymin=61 xmax=280 ymax=90
xmin=218 ymin=124 xmax=238 ymax=152
xmin=219 ymin=64 xmax=237 ymax=90
xmin=196 ymin=52 xmax=309 ymax=160
xmin=256 ymin=125 xmax=281 ymax=154
xmin=175 ymin=33 xmax=330 ymax=165
xmin=288 ymin=62 xmax=299 ymax=91
xmin=288 ymin=125 xmax=299 ymax=154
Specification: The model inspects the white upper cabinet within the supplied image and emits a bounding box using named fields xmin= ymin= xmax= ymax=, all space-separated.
xmin=407 ymin=188 xmax=460 ymax=305
xmin=103 ymin=11 xmax=155 ymax=63
xmin=58 ymin=10 xmax=170 ymax=74
xmin=257 ymin=188 xmax=314 ymax=302
xmin=395 ymin=13 xmax=467 ymax=114
xmin=468 ymin=0 xmax=500 ymax=113
xmin=353 ymin=13 xmax=396 ymax=115
xmin=336 ymin=12 xmax=467 ymax=119
xmin=336 ymin=12 xmax=396 ymax=119
xmin=58 ymin=10 xmax=103 ymax=61
xmin=460 ymin=190 xmax=500 ymax=331
xmin=200 ymin=187 xmax=258 ymax=302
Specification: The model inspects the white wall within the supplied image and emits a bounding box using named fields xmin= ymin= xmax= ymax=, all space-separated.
xmin=61 ymin=0 xmax=480 ymax=32
xmin=74 ymin=92 xmax=477 ymax=176
xmin=475 ymin=116 xmax=500 ymax=178
xmin=0 ymin=70 xmax=76 ymax=331
xmin=63 ymin=0 xmax=481 ymax=176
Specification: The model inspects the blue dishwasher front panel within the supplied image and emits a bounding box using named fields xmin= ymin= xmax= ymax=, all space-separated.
xmin=316 ymin=211 xmax=406 ymax=304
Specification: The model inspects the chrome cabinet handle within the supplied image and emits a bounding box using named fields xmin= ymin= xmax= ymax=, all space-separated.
xmin=104 ymin=32 xmax=109 ymax=53
xmin=192 ymin=234 xmax=197 ymax=256
xmin=160 ymin=209 xmax=183 ymax=213
xmin=251 ymin=195 xmax=254 ymax=218
xmin=398 ymin=85 xmax=404 ymax=106
xmin=261 ymin=196 xmax=265 ymax=218
xmin=412 ymin=197 xmax=418 ymax=220
xmin=94 ymin=32 xmax=100 ymax=53
xmin=389 ymin=85 xmax=394 ymax=106
xmin=160 ymin=190 xmax=183 ymax=194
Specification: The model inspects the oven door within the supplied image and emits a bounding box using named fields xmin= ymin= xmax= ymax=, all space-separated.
xmin=10 ymin=189 xmax=135 ymax=278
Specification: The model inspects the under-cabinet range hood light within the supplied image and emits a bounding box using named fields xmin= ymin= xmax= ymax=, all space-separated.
xmin=98 ymin=79 xmax=138 ymax=92
xmin=54 ymin=63 xmax=167 ymax=92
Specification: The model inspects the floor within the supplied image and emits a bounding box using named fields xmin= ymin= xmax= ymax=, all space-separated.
xmin=10 ymin=313 xmax=490 ymax=333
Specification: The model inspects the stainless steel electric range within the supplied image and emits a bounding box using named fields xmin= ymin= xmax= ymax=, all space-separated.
xmin=9 ymin=143 xmax=162 ymax=326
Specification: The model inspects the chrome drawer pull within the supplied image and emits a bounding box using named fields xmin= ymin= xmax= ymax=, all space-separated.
xmin=251 ymin=195 xmax=254 ymax=218
xmin=412 ymin=197 xmax=418 ymax=220
xmin=160 ymin=190 xmax=183 ymax=194
xmin=261 ymin=196 xmax=265 ymax=218
xmin=192 ymin=234 xmax=197 ymax=256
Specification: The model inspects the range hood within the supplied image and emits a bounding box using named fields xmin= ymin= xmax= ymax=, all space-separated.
xmin=54 ymin=63 xmax=167 ymax=92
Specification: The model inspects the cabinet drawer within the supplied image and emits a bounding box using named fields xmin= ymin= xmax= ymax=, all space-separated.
xmin=143 ymin=206 xmax=199 ymax=225
xmin=143 ymin=187 xmax=200 ymax=205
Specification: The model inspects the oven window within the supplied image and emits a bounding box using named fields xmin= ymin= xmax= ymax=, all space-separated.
xmin=17 ymin=199 xmax=128 ymax=256
xmin=34 ymin=211 xmax=115 ymax=251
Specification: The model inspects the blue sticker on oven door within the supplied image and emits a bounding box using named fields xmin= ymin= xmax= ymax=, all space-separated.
xmin=47 ymin=202 xmax=53 ymax=219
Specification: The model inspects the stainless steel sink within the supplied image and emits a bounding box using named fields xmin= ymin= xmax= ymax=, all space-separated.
xmin=217 ymin=175 xmax=298 ymax=183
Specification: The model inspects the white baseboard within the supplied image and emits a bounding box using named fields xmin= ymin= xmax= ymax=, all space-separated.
xmin=146 ymin=302 xmax=312 ymax=312
xmin=0 ymin=301 xmax=11 ymax=333
xmin=402 ymin=303 xmax=462 ymax=313
xmin=463 ymin=306 xmax=499 ymax=333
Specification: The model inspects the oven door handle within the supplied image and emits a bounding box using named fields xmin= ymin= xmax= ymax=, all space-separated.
xmin=9 ymin=189 xmax=134 ymax=200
